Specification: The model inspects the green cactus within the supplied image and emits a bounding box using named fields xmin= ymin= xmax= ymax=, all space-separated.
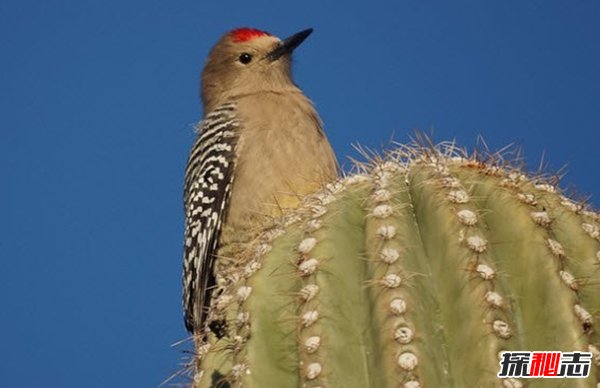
xmin=187 ymin=144 xmax=600 ymax=388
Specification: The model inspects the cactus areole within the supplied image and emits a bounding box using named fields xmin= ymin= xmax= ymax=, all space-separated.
xmin=184 ymin=144 xmax=600 ymax=387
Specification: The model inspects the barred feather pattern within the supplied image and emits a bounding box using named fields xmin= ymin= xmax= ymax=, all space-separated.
xmin=183 ymin=102 xmax=239 ymax=333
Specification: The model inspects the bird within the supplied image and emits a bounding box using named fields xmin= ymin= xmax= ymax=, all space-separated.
xmin=182 ymin=27 xmax=338 ymax=334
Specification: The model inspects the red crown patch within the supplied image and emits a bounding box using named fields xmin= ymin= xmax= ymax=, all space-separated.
xmin=230 ymin=28 xmax=271 ymax=42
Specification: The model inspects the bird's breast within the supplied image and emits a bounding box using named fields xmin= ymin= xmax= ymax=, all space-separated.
xmin=226 ymin=92 xmax=338 ymax=230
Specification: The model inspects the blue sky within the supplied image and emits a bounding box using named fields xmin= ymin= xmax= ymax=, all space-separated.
xmin=1 ymin=1 xmax=599 ymax=387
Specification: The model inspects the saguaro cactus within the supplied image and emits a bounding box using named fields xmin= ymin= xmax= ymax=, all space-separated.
xmin=188 ymin=144 xmax=600 ymax=387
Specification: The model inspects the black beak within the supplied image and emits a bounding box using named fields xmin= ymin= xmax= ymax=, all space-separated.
xmin=265 ymin=28 xmax=313 ymax=62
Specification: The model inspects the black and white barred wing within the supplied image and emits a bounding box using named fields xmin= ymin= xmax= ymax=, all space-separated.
xmin=183 ymin=102 xmax=239 ymax=333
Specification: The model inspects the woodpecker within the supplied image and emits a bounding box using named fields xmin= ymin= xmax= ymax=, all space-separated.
xmin=183 ymin=28 xmax=338 ymax=334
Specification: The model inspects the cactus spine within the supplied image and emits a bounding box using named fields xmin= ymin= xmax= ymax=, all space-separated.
xmin=187 ymin=144 xmax=600 ymax=388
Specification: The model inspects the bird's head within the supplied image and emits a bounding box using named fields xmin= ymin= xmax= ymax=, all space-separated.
xmin=201 ymin=27 xmax=313 ymax=110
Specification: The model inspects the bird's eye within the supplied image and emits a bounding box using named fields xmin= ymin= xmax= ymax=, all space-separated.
xmin=238 ymin=53 xmax=253 ymax=64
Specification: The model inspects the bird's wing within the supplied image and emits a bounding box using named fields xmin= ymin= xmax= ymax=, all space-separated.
xmin=183 ymin=102 xmax=239 ymax=333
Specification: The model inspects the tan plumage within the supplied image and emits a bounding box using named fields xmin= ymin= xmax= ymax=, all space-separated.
xmin=229 ymin=89 xmax=337 ymax=227
xmin=203 ymin=29 xmax=337 ymax=223
xmin=183 ymin=28 xmax=337 ymax=334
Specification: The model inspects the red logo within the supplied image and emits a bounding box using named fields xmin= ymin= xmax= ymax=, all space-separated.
xmin=498 ymin=351 xmax=592 ymax=378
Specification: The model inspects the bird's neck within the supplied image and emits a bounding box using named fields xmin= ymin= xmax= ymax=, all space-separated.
xmin=204 ymin=86 xmax=304 ymax=113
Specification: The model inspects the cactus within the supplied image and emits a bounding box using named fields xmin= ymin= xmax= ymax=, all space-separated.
xmin=186 ymin=143 xmax=600 ymax=388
